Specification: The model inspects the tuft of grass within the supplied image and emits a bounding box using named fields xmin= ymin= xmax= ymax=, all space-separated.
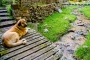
xmin=75 ymin=33 xmax=90 ymax=60
xmin=36 ymin=6 xmax=77 ymax=42
xmin=6 ymin=5 xmax=13 ymax=18
xmin=0 ymin=50 xmax=8 ymax=56
xmin=6 ymin=5 xmax=11 ymax=15
xmin=80 ymin=6 xmax=90 ymax=19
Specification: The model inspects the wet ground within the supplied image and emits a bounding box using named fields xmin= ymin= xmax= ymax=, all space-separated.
xmin=52 ymin=6 xmax=90 ymax=60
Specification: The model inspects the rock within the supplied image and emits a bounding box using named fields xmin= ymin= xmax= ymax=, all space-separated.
xmin=68 ymin=27 xmax=76 ymax=32
xmin=58 ymin=8 xmax=62 ymax=13
xmin=74 ymin=26 xmax=88 ymax=36
xmin=44 ymin=28 xmax=49 ymax=32
xmin=75 ymin=36 xmax=86 ymax=45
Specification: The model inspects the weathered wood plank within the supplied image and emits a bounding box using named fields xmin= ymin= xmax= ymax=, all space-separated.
xmin=0 ymin=26 xmax=13 ymax=32
xmin=0 ymin=13 xmax=9 ymax=16
xmin=11 ymin=41 xmax=51 ymax=60
xmin=2 ymin=38 xmax=47 ymax=59
xmin=0 ymin=21 xmax=15 ymax=28
xmin=21 ymin=45 xmax=54 ymax=60
xmin=34 ymin=49 xmax=58 ymax=60
xmin=47 ymin=53 xmax=60 ymax=60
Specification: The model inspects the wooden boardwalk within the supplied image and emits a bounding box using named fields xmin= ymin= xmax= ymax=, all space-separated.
xmin=0 ymin=7 xmax=60 ymax=60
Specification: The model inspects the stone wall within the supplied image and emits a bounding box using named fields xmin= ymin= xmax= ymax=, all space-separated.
xmin=13 ymin=3 xmax=61 ymax=22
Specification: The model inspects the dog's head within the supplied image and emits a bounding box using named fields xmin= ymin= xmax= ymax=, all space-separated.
xmin=17 ymin=19 xmax=27 ymax=28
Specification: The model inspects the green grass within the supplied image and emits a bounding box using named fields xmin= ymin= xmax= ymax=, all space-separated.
xmin=6 ymin=5 xmax=11 ymax=15
xmin=80 ymin=6 xmax=90 ymax=19
xmin=0 ymin=50 xmax=8 ymax=56
xmin=75 ymin=33 xmax=90 ymax=60
xmin=31 ymin=6 xmax=76 ymax=42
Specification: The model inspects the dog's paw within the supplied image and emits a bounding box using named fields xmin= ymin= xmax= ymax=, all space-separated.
xmin=26 ymin=28 xmax=30 ymax=33
xmin=22 ymin=39 xmax=27 ymax=44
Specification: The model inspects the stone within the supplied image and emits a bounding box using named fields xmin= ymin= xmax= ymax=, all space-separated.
xmin=58 ymin=8 xmax=62 ymax=13
xmin=44 ymin=28 xmax=48 ymax=32
xmin=68 ymin=27 xmax=76 ymax=32
xmin=74 ymin=26 xmax=88 ymax=36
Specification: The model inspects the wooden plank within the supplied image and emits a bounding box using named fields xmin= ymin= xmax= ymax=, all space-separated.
xmin=21 ymin=45 xmax=54 ymax=60
xmin=0 ymin=26 xmax=13 ymax=32
xmin=2 ymin=38 xmax=47 ymax=60
xmin=0 ymin=10 xmax=7 ymax=13
xmin=47 ymin=53 xmax=61 ymax=60
xmin=0 ymin=13 xmax=9 ymax=16
xmin=11 ymin=41 xmax=51 ymax=60
xmin=22 ymin=32 xmax=38 ymax=39
xmin=0 ymin=21 xmax=15 ymax=28
xmin=33 ymin=49 xmax=58 ymax=60
xmin=22 ymin=31 xmax=37 ymax=38
xmin=0 ymin=16 xmax=13 ymax=20
xmin=3 ymin=33 xmax=44 ymax=54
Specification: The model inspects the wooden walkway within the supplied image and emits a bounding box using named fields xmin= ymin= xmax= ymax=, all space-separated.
xmin=0 ymin=7 xmax=60 ymax=60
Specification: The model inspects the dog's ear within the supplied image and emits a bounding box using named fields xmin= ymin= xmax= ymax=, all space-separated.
xmin=16 ymin=17 xmax=21 ymax=23
xmin=18 ymin=22 xmax=21 ymax=26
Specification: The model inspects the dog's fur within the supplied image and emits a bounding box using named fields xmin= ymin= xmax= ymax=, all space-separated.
xmin=2 ymin=19 xmax=28 ymax=47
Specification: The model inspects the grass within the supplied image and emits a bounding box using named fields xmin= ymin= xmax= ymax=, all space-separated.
xmin=6 ymin=5 xmax=11 ymax=15
xmin=75 ymin=33 xmax=90 ymax=60
xmin=80 ymin=6 xmax=90 ymax=19
xmin=0 ymin=50 xmax=8 ymax=56
xmin=30 ymin=6 xmax=77 ymax=42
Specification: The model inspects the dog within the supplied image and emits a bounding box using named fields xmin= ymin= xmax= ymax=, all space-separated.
xmin=1 ymin=19 xmax=29 ymax=47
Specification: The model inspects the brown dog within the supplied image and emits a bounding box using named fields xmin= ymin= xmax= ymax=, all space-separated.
xmin=2 ymin=19 xmax=29 ymax=47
